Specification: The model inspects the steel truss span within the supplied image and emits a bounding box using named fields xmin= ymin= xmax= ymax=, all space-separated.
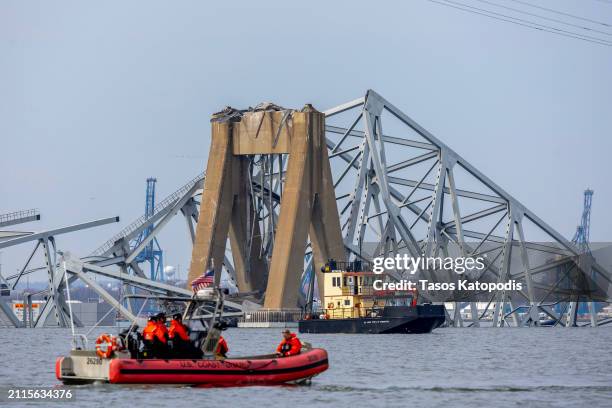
xmin=323 ymin=90 xmax=610 ymax=328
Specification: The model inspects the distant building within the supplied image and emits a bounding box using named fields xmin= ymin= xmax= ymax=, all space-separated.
xmin=11 ymin=300 xmax=115 ymax=326
xmin=11 ymin=300 xmax=44 ymax=323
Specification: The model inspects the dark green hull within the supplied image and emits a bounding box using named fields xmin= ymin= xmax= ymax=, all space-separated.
xmin=299 ymin=305 xmax=446 ymax=334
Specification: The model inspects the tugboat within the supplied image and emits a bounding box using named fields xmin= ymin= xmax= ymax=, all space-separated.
xmin=56 ymin=288 xmax=328 ymax=386
xmin=299 ymin=261 xmax=445 ymax=334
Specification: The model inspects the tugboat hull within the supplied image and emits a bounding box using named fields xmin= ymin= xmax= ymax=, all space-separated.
xmin=299 ymin=305 xmax=445 ymax=334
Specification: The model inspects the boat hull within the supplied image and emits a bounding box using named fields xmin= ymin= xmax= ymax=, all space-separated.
xmin=299 ymin=305 xmax=445 ymax=334
xmin=57 ymin=348 xmax=328 ymax=386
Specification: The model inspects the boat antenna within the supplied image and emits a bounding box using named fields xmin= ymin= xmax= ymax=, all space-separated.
xmin=62 ymin=259 xmax=77 ymax=348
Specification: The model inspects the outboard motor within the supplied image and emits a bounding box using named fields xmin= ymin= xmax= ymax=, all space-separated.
xmin=119 ymin=326 xmax=143 ymax=359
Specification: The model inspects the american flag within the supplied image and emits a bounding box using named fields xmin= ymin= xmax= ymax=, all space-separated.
xmin=191 ymin=268 xmax=214 ymax=291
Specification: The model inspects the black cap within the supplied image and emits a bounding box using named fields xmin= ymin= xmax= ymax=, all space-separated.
xmin=172 ymin=313 xmax=182 ymax=320
xmin=214 ymin=321 xmax=228 ymax=331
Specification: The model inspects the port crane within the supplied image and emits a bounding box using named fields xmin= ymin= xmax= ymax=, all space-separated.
xmin=132 ymin=178 xmax=164 ymax=281
xmin=572 ymin=189 xmax=593 ymax=252
xmin=566 ymin=189 xmax=596 ymax=325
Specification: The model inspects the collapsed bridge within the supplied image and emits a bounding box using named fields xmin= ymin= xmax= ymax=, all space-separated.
xmin=2 ymin=90 xmax=610 ymax=328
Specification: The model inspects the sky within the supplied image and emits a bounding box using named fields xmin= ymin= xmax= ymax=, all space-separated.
xmin=1 ymin=0 xmax=611 ymax=281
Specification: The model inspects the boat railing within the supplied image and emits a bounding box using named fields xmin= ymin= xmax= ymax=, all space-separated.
xmin=307 ymin=306 xmax=386 ymax=320
xmin=341 ymin=286 xmax=376 ymax=296
xmin=72 ymin=333 xmax=88 ymax=350
xmin=324 ymin=260 xmax=372 ymax=272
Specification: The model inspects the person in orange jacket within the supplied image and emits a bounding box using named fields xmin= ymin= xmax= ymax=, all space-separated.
xmin=169 ymin=313 xmax=190 ymax=342
xmin=142 ymin=315 xmax=158 ymax=343
xmin=168 ymin=313 xmax=191 ymax=358
xmin=147 ymin=313 xmax=168 ymax=358
xmin=276 ymin=329 xmax=302 ymax=357
xmin=142 ymin=315 xmax=166 ymax=358
xmin=155 ymin=313 xmax=169 ymax=342
xmin=215 ymin=336 xmax=229 ymax=359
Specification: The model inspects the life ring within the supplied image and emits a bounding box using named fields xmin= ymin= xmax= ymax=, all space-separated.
xmin=327 ymin=302 xmax=335 ymax=309
xmin=95 ymin=334 xmax=116 ymax=359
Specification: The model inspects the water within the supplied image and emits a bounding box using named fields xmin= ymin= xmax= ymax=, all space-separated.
xmin=1 ymin=327 xmax=611 ymax=407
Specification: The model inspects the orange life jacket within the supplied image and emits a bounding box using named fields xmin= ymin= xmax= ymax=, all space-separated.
xmin=216 ymin=336 xmax=228 ymax=356
xmin=276 ymin=333 xmax=301 ymax=356
xmin=143 ymin=321 xmax=157 ymax=341
xmin=154 ymin=321 xmax=168 ymax=344
xmin=168 ymin=319 xmax=190 ymax=341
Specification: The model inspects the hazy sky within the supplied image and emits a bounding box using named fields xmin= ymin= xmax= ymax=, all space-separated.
xmin=1 ymin=0 xmax=611 ymax=281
